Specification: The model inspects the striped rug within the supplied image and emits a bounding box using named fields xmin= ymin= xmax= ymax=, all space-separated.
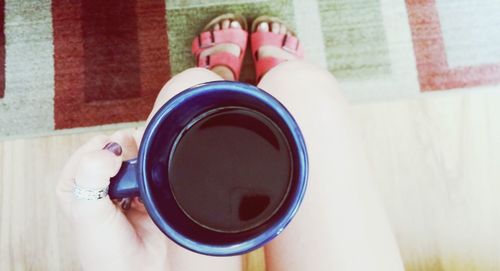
xmin=0 ymin=0 xmax=499 ymax=140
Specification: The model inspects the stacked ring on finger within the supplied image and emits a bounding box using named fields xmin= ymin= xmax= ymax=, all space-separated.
xmin=73 ymin=181 xmax=109 ymax=200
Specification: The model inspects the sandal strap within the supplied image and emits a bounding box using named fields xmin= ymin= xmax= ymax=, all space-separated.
xmin=251 ymin=31 xmax=304 ymax=82
xmin=197 ymin=51 xmax=243 ymax=80
xmin=192 ymin=28 xmax=248 ymax=56
xmin=251 ymin=31 xmax=304 ymax=59
xmin=191 ymin=28 xmax=248 ymax=80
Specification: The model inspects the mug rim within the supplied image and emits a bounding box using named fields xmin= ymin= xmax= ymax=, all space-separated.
xmin=137 ymin=81 xmax=308 ymax=256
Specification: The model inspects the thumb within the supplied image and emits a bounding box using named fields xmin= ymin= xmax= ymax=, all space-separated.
xmin=73 ymin=143 xmax=122 ymax=222
xmin=72 ymin=143 xmax=142 ymax=268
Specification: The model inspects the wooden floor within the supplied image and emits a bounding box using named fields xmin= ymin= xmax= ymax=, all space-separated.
xmin=1 ymin=89 xmax=499 ymax=270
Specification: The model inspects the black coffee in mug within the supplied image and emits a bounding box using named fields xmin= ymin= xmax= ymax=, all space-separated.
xmin=108 ymin=81 xmax=308 ymax=256
xmin=169 ymin=107 xmax=292 ymax=233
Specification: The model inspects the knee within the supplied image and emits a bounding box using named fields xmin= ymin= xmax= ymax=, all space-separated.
xmin=262 ymin=60 xmax=338 ymax=87
xmin=258 ymin=60 xmax=344 ymax=106
xmin=156 ymin=68 xmax=222 ymax=104
xmin=163 ymin=67 xmax=222 ymax=91
xmin=259 ymin=60 xmax=342 ymax=99
xmin=174 ymin=67 xmax=219 ymax=80
xmin=148 ymin=68 xmax=223 ymax=121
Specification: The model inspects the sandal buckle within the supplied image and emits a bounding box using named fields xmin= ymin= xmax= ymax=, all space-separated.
xmin=199 ymin=31 xmax=215 ymax=49
xmin=282 ymin=34 xmax=299 ymax=53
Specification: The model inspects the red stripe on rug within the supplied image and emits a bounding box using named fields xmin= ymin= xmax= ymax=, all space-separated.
xmin=0 ymin=0 xmax=4 ymax=99
xmin=53 ymin=0 xmax=170 ymax=129
xmin=81 ymin=0 xmax=141 ymax=102
xmin=406 ymin=0 xmax=500 ymax=91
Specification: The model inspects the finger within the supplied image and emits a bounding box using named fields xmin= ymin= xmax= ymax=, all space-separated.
xmin=58 ymin=135 xmax=108 ymax=192
xmin=109 ymin=129 xmax=139 ymax=160
xmin=108 ymin=129 xmax=149 ymax=213
xmin=56 ymin=135 xmax=110 ymax=215
xmin=71 ymin=143 xmax=144 ymax=269
xmin=73 ymin=145 xmax=122 ymax=219
xmin=129 ymin=197 xmax=147 ymax=214
xmin=133 ymin=126 xmax=145 ymax=149
xmin=72 ymin=146 xmax=120 ymax=206
xmin=126 ymin=206 xmax=165 ymax=244
xmin=58 ymin=128 xmax=140 ymax=201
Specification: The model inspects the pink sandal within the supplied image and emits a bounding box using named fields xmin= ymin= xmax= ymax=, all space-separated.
xmin=251 ymin=16 xmax=304 ymax=82
xmin=192 ymin=14 xmax=248 ymax=80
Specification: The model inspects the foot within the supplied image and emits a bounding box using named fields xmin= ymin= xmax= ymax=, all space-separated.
xmin=250 ymin=17 xmax=304 ymax=81
xmin=198 ymin=18 xmax=243 ymax=81
xmin=255 ymin=21 xmax=298 ymax=63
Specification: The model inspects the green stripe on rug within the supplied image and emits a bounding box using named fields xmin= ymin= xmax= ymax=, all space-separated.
xmin=167 ymin=0 xmax=264 ymax=10
xmin=166 ymin=0 xmax=295 ymax=84
xmin=318 ymin=0 xmax=390 ymax=80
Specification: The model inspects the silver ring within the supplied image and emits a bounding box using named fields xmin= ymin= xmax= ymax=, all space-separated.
xmin=73 ymin=182 xmax=109 ymax=200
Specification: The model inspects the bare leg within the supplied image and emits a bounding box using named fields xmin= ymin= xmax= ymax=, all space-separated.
xmin=148 ymin=67 xmax=222 ymax=120
xmin=257 ymin=61 xmax=404 ymax=271
xmin=147 ymin=67 xmax=242 ymax=271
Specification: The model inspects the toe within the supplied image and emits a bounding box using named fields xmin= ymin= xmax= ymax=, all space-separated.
xmin=214 ymin=22 xmax=220 ymax=31
xmin=279 ymin=24 xmax=287 ymax=35
xmin=230 ymin=20 xmax=242 ymax=29
xmin=258 ymin=22 xmax=269 ymax=32
xmin=271 ymin=22 xmax=280 ymax=34
xmin=222 ymin=19 xmax=230 ymax=29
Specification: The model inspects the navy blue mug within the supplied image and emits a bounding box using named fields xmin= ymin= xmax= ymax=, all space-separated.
xmin=109 ymin=81 xmax=308 ymax=256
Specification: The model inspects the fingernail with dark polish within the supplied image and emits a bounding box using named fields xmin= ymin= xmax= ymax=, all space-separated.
xmin=103 ymin=142 xmax=122 ymax=156
xmin=120 ymin=198 xmax=132 ymax=210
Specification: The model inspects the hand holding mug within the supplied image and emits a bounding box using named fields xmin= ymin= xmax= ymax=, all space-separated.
xmin=56 ymin=81 xmax=308 ymax=270
xmin=106 ymin=82 xmax=307 ymax=256
xmin=56 ymin=130 xmax=169 ymax=271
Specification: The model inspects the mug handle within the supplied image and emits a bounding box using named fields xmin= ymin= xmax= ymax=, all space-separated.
xmin=109 ymin=159 xmax=140 ymax=199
